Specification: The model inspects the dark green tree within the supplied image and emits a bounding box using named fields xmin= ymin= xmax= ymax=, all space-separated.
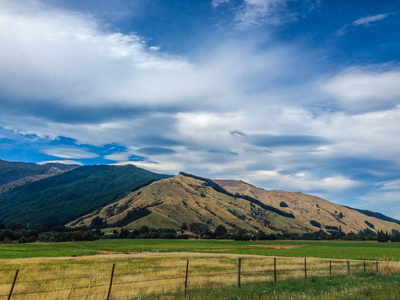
xmin=213 ymin=225 xmax=228 ymax=238
xmin=377 ymin=230 xmax=388 ymax=243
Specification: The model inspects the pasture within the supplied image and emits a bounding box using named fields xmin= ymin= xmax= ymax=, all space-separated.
xmin=1 ymin=239 xmax=400 ymax=260
xmin=0 ymin=240 xmax=399 ymax=299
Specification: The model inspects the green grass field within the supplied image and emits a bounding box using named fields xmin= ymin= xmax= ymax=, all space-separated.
xmin=160 ymin=273 xmax=400 ymax=300
xmin=1 ymin=240 xmax=400 ymax=299
xmin=1 ymin=239 xmax=399 ymax=260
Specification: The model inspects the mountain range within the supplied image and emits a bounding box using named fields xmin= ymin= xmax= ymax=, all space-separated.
xmin=1 ymin=159 xmax=399 ymax=235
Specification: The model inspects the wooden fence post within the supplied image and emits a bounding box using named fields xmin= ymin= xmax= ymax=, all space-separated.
xmin=304 ymin=258 xmax=307 ymax=279
xmin=364 ymin=261 xmax=366 ymax=274
xmin=347 ymin=261 xmax=350 ymax=276
xmin=238 ymin=258 xmax=242 ymax=287
xmin=184 ymin=260 xmax=189 ymax=297
xmin=107 ymin=264 xmax=115 ymax=300
xmin=8 ymin=269 xmax=19 ymax=300
xmin=376 ymin=261 xmax=378 ymax=273
xmin=274 ymin=258 xmax=277 ymax=283
xmin=329 ymin=260 xmax=332 ymax=277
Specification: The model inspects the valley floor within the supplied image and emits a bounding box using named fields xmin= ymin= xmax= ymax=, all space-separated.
xmin=0 ymin=239 xmax=400 ymax=260
xmin=0 ymin=241 xmax=399 ymax=299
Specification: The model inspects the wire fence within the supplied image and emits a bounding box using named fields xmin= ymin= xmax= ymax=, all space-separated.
xmin=1 ymin=256 xmax=399 ymax=299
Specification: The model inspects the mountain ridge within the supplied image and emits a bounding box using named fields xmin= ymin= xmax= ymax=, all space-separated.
xmin=0 ymin=159 xmax=399 ymax=235
xmin=0 ymin=159 xmax=79 ymax=193
xmin=0 ymin=163 xmax=169 ymax=225
xmin=70 ymin=172 xmax=400 ymax=234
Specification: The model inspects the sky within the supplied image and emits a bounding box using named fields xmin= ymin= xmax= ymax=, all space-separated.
xmin=1 ymin=0 xmax=400 ymax=218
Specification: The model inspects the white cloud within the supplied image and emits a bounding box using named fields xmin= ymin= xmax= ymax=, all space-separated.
xmin=104 ymin=153 xmax=132 ymax=162
xmin=353 ymin=14 xmax=389 ymax=26
xmin=319 ymin=67 xmax=400 ymax=113
xmin=112 ymin=161 xmax=182 ymax=174
xmin=380 ymin=179 xmax=400 ymax=191
xmin=240 ymin=169 xmax=359 ymax=193
xmin=42 ymin=147 xmax=99 ymax=159
xmin=0 ymin=0 xmax=226 ymax=110
xmin=234 ymin=0 xmax=291 ymax=28
xmin=148 ymin=46 xmax=161 ymax=51
xmin=229 ymin=0 xmax=319 ymax=28
xmin=211 ymin=0 xmax=230 ymax=8
xmin=314 ymin=108 xmax=400 ymax=164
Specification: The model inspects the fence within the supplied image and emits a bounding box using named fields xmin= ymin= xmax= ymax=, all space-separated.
xmin=0 ymin=255 xmax=399 ymax=299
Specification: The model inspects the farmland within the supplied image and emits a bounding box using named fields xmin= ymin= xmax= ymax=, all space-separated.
xmin=1 ymin=240 xmax=400 ymax=299
xmin=0 ymin=239 xmax=400 ymax=260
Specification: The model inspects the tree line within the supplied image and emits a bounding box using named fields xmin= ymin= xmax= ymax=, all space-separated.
xmin=1 ymin=221 xmax=399 ymax=243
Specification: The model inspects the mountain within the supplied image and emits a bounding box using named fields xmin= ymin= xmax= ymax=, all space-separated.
xmin=69 ymin=173 xmax=400 ymax=234
xmin=0 ymin=164 xmax=170 ymax=226
xmin=1 ymin=159 xmax=399 ymax=235
xmin=0 ymin=159 xmax=79 ymax=193
xmin=214 ymin=179 xmax=400 ymax=234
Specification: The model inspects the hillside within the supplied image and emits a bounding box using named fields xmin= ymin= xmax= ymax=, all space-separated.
xmin=69 ymin=173 xmax=400 ymax=235
xmin=214 ymin=179 xmax=400 ymax=234
xmin=69 ymin=173 xmax=307 ymax=232
xmin=0 ymin=159 xmax=78 ymax=193
xmin=0 ymin=164 xmax=169 ymax=226
xmin=1 ymin=159 xmax=399 ymax=235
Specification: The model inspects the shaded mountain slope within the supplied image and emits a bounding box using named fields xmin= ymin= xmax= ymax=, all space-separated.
xmin=214 ymin=179 xmax=400 ymax=234
xmin=0 ymin=165 xmax=169 ymax=225
xmin=0 ymin=159 xmax=78 ymax=193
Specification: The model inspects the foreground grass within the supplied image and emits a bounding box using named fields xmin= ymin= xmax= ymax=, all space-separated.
xmin=0 ymin=239 xmax=400 ymax=260
xmin=151 ymin=273 xmax=400 ymax=300
xmin=1 ymin=252 xmax=399 ymax=299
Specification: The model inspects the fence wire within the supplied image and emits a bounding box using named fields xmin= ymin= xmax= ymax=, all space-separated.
xmin=1 ymin=257 xmax=398 ymax=299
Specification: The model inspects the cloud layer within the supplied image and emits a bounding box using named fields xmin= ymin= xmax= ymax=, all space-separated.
xmin=1 ymin=0 xmax=400 ymax=218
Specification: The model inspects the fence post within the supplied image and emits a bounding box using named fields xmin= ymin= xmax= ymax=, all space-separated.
xmin=8 ymin=269 xmax=19 ymax=300
xmin=107 ymin=264 xmax=115 ymax=300
xmin=304 ymin=258 xmax=307 ymax=279
xmin=364 ymin=261 xmax=366 ymax=274
xmin=376 ymin=261 xmax=378 ymax=273
xmin=274 ymin=258 xmax=277 ymax=283
xmin=347 ymin=261 xmax=350 ymax=276
xmin=237 ymin=258 xmax=241 ymax=288
xmin=184 ymin=260 xmax=189 ymax=297
xmin=329 ymin=260 xmax=332 ymax=277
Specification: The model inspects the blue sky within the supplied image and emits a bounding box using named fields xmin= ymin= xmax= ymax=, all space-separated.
xmin=1 ymin=0 xmax=400 ymax=218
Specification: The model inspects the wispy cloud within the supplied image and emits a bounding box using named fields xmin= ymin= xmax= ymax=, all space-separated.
xmin=241 ymin=170 xmax=359 ymax=193
xmin=234 ymin=0 xmax=293 ymax=28
xmin=211 ymin=0 xmax=230 ymax=8
xmin=42 ymin=148 xmax=99 ymax=159
xmin=319 ymin=67 xmax=400 ymax=113
xmin=212 ymin=0 xmax=319 ymax=29
xmin=337 ymin=13 xmax=390 ymax=36
xmin=353 ymin=13 xmax=389 ymax=26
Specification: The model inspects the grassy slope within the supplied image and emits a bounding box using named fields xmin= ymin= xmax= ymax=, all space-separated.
xmin=0 ymin=165 xmax=169 ymax=225
xmin=0 ymin=239 xmax=399 ymax=260
xmin=72 ymin=174 xmax=400 ymax=235
xmin=70 ymin=174 xmax=305 ymax=232
xmin=215 ymin=179 xmax=400 ymax=234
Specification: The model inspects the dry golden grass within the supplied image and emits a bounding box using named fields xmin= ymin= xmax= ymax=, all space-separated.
xmin=216 ymin=179 xmax=400 ymax=234
xmin=1 ymin=252 xmax=399 ymax=299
